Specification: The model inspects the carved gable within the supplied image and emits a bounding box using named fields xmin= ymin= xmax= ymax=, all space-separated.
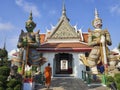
xmin=50 ymin=19 xmax=79 ymax=39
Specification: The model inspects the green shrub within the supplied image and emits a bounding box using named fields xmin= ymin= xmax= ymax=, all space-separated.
xmin=14 ymin=84 xmax=21 ymax=90
xmin=0 ymin=87 xmax=4 ymax=90
xmin=0 ymin=81 xmax=3 ymax=87
xmin=0 ymin=66 xmax=10 ymax=90
xmin=7 ymin=79 xmax=18 ymax=88
xmin=7 ymin=78 xmax=22 ymax=88
xmin=0 ymin=66 xmax=22 ymax=90
xmin=114 ymin=73 xmax=120 ymax=83
xmin=114 ymin=73 xmax=120 ymax=78
xmin=115 ymin=76 xmax=120 ymax=84
xmin=106 ymin=76 xmax=114 ymax=82
xmin=114 ymin=73 xmax=120 ymax=90
xmin=0 ymin=75 xmax=7 ymax=81
xmin=106 ymin=76 xmax=114 ymax=87
xmin=0 ymin=66 xmax=10 ymax=76
xmin=6 ymin=88 xmax=13 ymax=90
xmin=116 ymin=84 xmax=120 ymax=90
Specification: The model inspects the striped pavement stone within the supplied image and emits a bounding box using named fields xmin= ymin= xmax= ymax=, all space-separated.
xmin=35 ymin=78 xmax=108 ymax=90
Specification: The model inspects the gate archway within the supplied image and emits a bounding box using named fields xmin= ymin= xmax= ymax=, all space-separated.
xmin=54 ymin=53 xmax=73 ymax=75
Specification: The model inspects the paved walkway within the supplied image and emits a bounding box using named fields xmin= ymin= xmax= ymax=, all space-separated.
xmin=35 ymin=78 xmax=108 ymax=90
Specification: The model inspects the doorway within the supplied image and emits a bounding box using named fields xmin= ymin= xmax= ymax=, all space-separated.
xmin=54 ymin=53 xmax=73 ymax=74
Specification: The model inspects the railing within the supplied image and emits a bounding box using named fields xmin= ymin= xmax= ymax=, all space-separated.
xmin=82 ymin=71 xmax=91 ymax=84
xmin=82 ymin=71 xmax=103 ymax=85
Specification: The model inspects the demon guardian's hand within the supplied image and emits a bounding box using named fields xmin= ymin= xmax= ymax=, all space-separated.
xmin=100 ymin=35 xmax=105 ymax=43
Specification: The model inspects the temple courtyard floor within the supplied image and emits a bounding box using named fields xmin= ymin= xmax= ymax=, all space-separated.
xmin=35 ymin=77 xmax=108 ymax=90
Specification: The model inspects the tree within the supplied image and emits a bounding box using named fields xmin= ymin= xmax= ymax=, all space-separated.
xmin=0 ymin=48 xmax=8 ymax=66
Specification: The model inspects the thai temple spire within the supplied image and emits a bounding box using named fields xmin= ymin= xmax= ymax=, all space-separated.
xmin=61 ymin=0 xmax=69 ymax=21
xmin=3 ymin=39 xmax=6 ymax=50
xmin=92 ymin=8 xmax=102 ymax=29
xmin=62 ymin=0 xmax=66 ymax=16
xmin=2 ymin=37 xmax=8 ymax=56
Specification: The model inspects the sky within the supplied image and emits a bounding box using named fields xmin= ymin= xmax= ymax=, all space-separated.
xmin=0 ymin=0 xmax=120 ymax=53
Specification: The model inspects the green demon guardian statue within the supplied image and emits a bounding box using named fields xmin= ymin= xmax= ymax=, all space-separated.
xmin=17 ymin=11 xmax=41 ymax=66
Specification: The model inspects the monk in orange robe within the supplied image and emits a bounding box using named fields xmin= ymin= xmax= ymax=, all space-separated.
xmin=44 ymin=63 xmax=52 ymax=89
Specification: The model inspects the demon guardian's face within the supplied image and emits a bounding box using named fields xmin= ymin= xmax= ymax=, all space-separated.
xmin=93 ymin=19 xmax=102 ymax=29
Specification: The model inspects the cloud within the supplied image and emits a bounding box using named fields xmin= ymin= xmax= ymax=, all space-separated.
xmin=110 ymin=4 xmax=120 ymax=15
xmin=15 ymin=0 xmax=40 ymax=17
xmin=0 ymin=22 xmax=15 ymax=31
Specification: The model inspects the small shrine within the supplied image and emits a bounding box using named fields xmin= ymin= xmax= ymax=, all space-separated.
xmin=37 ymin=3 xmax=91 ymax=78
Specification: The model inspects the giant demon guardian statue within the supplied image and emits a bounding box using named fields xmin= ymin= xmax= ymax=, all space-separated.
xmin=80 ymin=9 xmax=117 ymax=74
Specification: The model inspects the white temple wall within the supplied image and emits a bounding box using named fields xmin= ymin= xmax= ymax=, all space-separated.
xmin=72 ymin=52 xmax=86 ymax=78
xmin=41 ymin=52 xmax=86 ymax=79
xmin=41 ymin=52 xmax=55 ymax=77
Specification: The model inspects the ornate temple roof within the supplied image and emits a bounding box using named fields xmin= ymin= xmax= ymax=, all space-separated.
xmin=47 ymin=3 xmax=79 ymax=40
xmin=37 ymin=3 xmax=91 ymax=52
xmin=40 ymin=32 xmax=88 ymax=44
xmin=37 ymin=42 xmax=91 ymax=52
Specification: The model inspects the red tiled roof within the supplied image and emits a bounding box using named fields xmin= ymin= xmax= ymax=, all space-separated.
xmin=40 ymin=34 xmax=46 ymax=44
xmin=37 ymin=42 xmax=92 ymax=52
xmin=39 ymin=33 xmax=91 ymax=52
xmin=82 ymin=33 xmax=88 ymax=43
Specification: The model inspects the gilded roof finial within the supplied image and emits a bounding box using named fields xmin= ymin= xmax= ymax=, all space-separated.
xmin=62 ymin=0 xmax=66 ymax=16
xmin=61 ymin=0 xmax=69 ymax=21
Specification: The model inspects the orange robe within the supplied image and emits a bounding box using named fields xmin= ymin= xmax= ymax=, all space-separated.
xmin=44 ymin=66 xmax=52 ymax=85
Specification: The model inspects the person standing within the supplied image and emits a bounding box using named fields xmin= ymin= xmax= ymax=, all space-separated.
xmin=44 ymin=63 xmax=52 ymax=89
